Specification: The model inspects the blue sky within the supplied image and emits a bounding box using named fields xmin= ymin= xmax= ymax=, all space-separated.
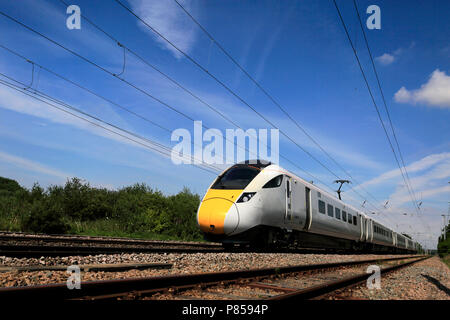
xmin=0 ymin=0 xmax=449 ymax=249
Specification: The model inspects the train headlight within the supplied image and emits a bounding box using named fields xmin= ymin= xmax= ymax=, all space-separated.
xmin=237 ymin=192 xmax=256 ymax=203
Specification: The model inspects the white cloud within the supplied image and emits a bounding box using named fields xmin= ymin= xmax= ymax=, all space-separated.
xmin=375 ymin=53 xmax=395 ymax=65
xmin=394 ymin=69 xmax=450 ymax=108
xmin=359 ymin=152 xmax=450 ymax=188
xmin=128 ymin=0 xmax=197 ymax=59
xmin=393 ymin=86 xmax=412 ymax=103
xmin=0 ymin=83 xmax=176 ymax=158
xmin=349 ymin=151 xmax=450 ymax=249
xmin=375 ymin=42 xmax=415 ymax=66
xmin=0 ymin=150 xmax=72 ymax=180
xmin=391 ymin=185 xmax=450 ymax=207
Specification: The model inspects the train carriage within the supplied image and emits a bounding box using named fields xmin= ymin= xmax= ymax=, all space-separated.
xmin=197 ymin=161 xmax=418 ymax=253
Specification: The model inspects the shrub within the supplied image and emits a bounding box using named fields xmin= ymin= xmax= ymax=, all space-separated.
xmin=167 ymin=187 xmax=201 ymax=239
xmin=1 ymin=176 xmax=203 ymax=241
xmin=144 ymin=207 xmax=171 ymax=233
xmin=0 ymin=176 xmax=24 ymax=194
xmin=22 ymin=200 xmax=69 ymax=234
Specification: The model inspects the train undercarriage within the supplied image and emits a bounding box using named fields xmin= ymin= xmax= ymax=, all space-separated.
xmin=203 ymin=225 xmax=416 ymax=254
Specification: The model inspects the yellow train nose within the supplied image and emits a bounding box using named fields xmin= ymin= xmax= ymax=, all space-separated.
xmin=197 ymin=189 xmax=242 ymax=235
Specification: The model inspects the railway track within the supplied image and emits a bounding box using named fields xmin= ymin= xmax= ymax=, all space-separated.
xmin=0 ymin=231 xmax=224 ymax=257
xmin=0 ymin=232 xmax=399 ymax=256
xmin=0 ymin=255 xmax=427 ymax=300
xmin=0 ymin=244 xmax=224 ymax=257
xmin=0 ymin=243 xmax=408 ymax=257
xmin=0 ymin=231 xmax=220 ymax=247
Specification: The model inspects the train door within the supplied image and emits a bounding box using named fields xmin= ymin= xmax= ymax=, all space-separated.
xmin=365 ymin=219 xmax=370 ymax=241
xmin=369 ymin=220 xmax=374 ymax=242
xmin=303 ymin=187 xmax=312 ymax=230
xmin=360 ymin=215 xmax=365 ymax=241
xmin=285 ymin=177 xmax=292 ymax=222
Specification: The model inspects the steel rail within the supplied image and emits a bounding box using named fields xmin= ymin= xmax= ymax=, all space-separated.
xmin=0 ymin=244 xmax=223 ymax=257
xmin=267 ymin=256 xmax=430 ymax=300
xmin=0 ymin=233 xmax=220 ymax=248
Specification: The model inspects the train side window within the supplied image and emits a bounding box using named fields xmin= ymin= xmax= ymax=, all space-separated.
xmin=342 ymin=211 xmax=347 ymax=222
xmin=318 ymin=200 xmax=325 ymax=214
xmin=353 ymin=216 xmax=357 ymax=225
xmin=347 ymin=213 xmax=352 ymax=224
xmin=335 ymin=208 xmax=341 ymax=220
xmin=263 ymin=175 xmax=283 ymax=188
xmin=327 ymin=204 xmax=334 ymax=217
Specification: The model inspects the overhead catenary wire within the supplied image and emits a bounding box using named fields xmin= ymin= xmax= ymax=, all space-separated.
xmin=0 ymin=44 xmax=171 ymax=135
xmin=111 ymin=0 xmax=398 ymax=220
xmin=332 ymin=0 xmax=429 ymax=239
xmin=1 ymin=6 xmax=398 ymax=228
xmin=0 ymin=8 xmax=343 ymax=198
xmin=332 ymin=0 xmax=421 ymax=216
xmin=56 ymin=0 xmax=244 ymax=130
xmin=0 ymin=44 xmax=235 ymax=175
xmin=171 ymin=0 xmax=396 ymax=220
xmin=0 ymin=5 xmax=393 ymax=226
xmin=0 ymin=9 xmax=266 ymax=167
xmin=352 ymin=0 xmax=421 ymax=213
xmin=0 ymin=75 xmax=221 ymax=175
xmin=112 ymin=0 xmax=399 ymax=225
xmin=57 ymin=0 xmax=355 ymax=195
xmin=71 ymin=0 xmax=391 ymax=213
xmin=113 ymin=0 xmax=348 ymax=182
xmin=352 ymin=0 xmax=433 ymax=237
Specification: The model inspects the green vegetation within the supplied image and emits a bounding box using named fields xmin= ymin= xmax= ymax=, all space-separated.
xmin=437 ymin=222 xmax=449 ymax=258
xmin=0 ymin=176 xmax=203 ymax=241
xmin=441 ymin=254 xmax=450 ymax=269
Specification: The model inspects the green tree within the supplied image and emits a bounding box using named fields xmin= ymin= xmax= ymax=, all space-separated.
xmin=22 ymin=199 xmax=69 ymax=234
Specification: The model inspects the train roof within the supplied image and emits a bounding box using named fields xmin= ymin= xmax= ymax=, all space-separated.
xmin=237 ymin=159 xmax=272 ymax=169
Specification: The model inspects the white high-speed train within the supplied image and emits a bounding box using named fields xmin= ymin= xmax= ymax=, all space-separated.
xmin=197 ymin=161 xmax=419 ymax=253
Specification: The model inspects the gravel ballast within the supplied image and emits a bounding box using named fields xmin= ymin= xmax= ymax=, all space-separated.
xmin=336 ymin=256 xmax=450 ymax=300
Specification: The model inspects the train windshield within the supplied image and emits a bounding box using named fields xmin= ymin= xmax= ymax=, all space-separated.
xmin=211 ymin=165 xmax=260 ymax=189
